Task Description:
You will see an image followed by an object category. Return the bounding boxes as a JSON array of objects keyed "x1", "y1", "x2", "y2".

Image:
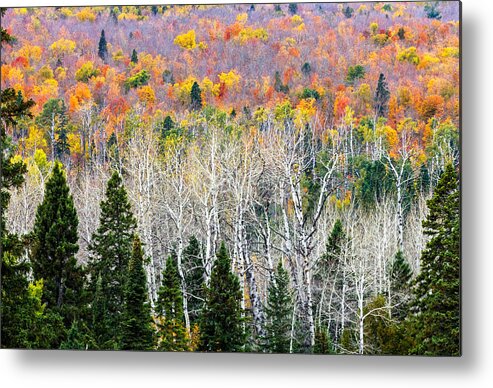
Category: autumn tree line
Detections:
[{"x1": 1, "y1": 5, "x2": 460, "y2": 355}]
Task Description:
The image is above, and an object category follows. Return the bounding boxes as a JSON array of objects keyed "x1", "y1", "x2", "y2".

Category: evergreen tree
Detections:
[
  {"x1": 301, "y1": 62, "x2": 312, "y2": 76},
  {"x1": 121, "y1": 236, "x2": 155, "y2": 350},
  {"x1": 183, "y1": 236, "x2": 205, "y2": 325},
  {"x1": 151, "y1": 5, "x2": 158, "y2": 16},
  {"x1": 98, "y1": 29, "x2": 108, "y2": 61},
  {"x1": 156, "y1": 253, "x2": 189, "y2": 351},
  {"x1": 130, "y1": 48, "x2": 138, "y2": 64},
  {"x1": 407, "y1": 163, "x2": 460, "y2": 356},
  {"x1": 200, "y1": 242, "x2": 244, "y2": 352},
  {"x1": 314, "y1": 325, "x2": 335, "y2": 354},
  {"x1": 374, "y1": 73, "x2": 390, "y2": 118},
  {"x1": 190, "y1": 81, "x2": 203, "y2": 111},
  {"x1": 288, "y1": 3, "x2": 298, "y2": 15},
  {"x1": 31, "y1": 162, "x2": 84, "y2": 326},
  {"x1": 263, "y1": 261, "x2": 293, "y2": 353},
  {"x1": 35, "y1": 98, "x2": 69, "y2": 162},
  {"x1": 88, "y1": 171, "x2": 137, "y2": 348}
]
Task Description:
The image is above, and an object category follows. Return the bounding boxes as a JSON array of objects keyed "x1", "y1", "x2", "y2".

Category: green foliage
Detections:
[
  {"x1": 60, "y1": 320, "x2": 94, "y2": 350},
  {"x1": 31, "y1": 162, "x2": 84, "y2": 326},
  {"x1": 130, "y1": 48, "x2": 138, "y2": 64},
  {"x1": 156, "y1": 253, "x2": 189, "y2": 351},
  {"x1": 301, "y1": 62, "x2": 312, "y2": 76},
  {"x1": 124, "y1": 70, "x2": 151, "y2": 92},
  {"x1": 121, "y1": 236, "x2": 155, "y2": 350},
  {"x1": 407, "y1": 163, "x2": 460, "y2": 356},
  {"x1": 356, "y1": 158, "x2": 394, "y2": 206},
  {"x1": 397, "y1": 27, "x2": 406, "y2": 40},
  {"x1": 190, "y1": 81, "x2": 203, "y2": 111},
  {"x1": 363, "y1": 294, "x2": 394, "y2": 354},
  {"x1": 343, "y1": 6, "x2": 354, "y2": 19},
  {"x1": 299, "y1": 88, "x2": 320, "y2": 100},
  {"x1": 88, "y1": 171, "x2": 137, "y2": 348},
  {"x1": 314, "y1": 325, "x2": 335, "y2": 354},
  {"x1": 98, "y1": 29, "x2": 108, "y2": 61},
  {"x1": 374, "y1": 73, "x2": 390, "y2": 118},
  {"x1": 75, "y1": 62, "x2": 100, "y2": 82},
  {"x1": 36, "y1": 98, "x2": 70, "y2": 161},
  {"x1": 346, "y1": 65, "x2": 366, "y2": 85},
  {"x1": 263, "y1": 262, "x2": 293, "y2": 353},
  {"x1": 274, "y1": 71, "x2": 289, "y2": 94},
  {"x1": 200, "y1": 242, "x2": 245, "y2": 352},
  {"x1": 424, "y1": 2, "x2": 442, "y2": 20},
  {"x1": 183, "y1": 236, "x2": 205, "y2": 326}
]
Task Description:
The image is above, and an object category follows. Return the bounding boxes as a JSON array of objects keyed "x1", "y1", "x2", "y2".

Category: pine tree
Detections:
[
  {"x1": 263, "y1": 261, "x2": 293, "y2": 353},
  {"x1": 407, "y1": 163, "x2": 460, "y2": 356},
  {"x1": 130, "y1": 48, "x2": 138, "y2": 64},
  {"x1": 121, "y1": 236, "x2": 155, "y2": 350},
  {"x1": 31, "y1": 162, "x2": 84, "y2": 325},
  {"x1": 389, "y1": 251, "x2": 413, "y2": 320},
  {"x1": 200, "y1": 242, "x2": 245, "y2": 352},
  {"x1": 190, "y1": 81, "x2": 203, "y2": 111},
  {"x1": 88, "y1": 171, "x2": 137, "y2": 348},
  {"x1": 156, "y1": 253, "x2": 189, "y2": 351},
  {"x1": 288, "y1": 3, "x2": 298, "y2": 15},
  {"x1": 183, "y1": 236, "x2": 204, "y2": 325},
  {"x1": 35, "y1": 98, "x2": 69, "y2": 162},
  {"x1": 314, "y1": 325, "x2": 335, "y2": 354},
  {"x1": 374, "y1": 73, "x2": 390, "y2": 118},
  {"x1": 98, "y1": 29, "x2": 108, "y2": 61}
]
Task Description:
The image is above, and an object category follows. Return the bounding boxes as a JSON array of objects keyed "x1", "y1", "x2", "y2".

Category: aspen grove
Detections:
[{"x1": 1, "y1": 2, "x2": 460, "y2": 355}]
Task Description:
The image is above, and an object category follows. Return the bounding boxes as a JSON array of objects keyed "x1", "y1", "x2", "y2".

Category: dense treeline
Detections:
[{"x1": 1, "y1": 3, "x2": 460, "y2": 355}]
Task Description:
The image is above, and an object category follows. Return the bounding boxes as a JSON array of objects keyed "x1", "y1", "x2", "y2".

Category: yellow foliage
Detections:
[
  {"x1": 68, "y1": 133, "x2": 82, "y2": 154},
  {"x1": 397, "y1": 46, "x2": 419, "y2": 65},
  {"x1": 55, "y1": 66, "x2": 67, "y2": 80},
  {"x1": 59, "y1": 8, "x2": 73, "y2": 18},
  {"x1": 76, "y1": 8, "x2": 96, "y2": 22},
  {"x1": 25, "y1": 125, "x2": 47, "y2": 152},
  {"x1": 112, "y1": 49, "x2": 125, "y2": 62},
  {"x1": 69, "y1": 83, "x2": 92, "y2": 111},
  {"x1": 238, "y1": 27, "x2": 268, "y2": 44},
  {"x1": 439, "y1": 46, "x2": 459, "y2": 59},
  {"x1": 218, "y1": 70, "x2": 241, "y2": 89},
  {"x1": 174, "y1": 30, "x2": 197, "y2": 50},
  {"x1": 198, "y1": 41, "x2": 208, "y2": 50},
  {"x1": 50, "y1": 38, "x2": 76, "y2": 57},
  {"x1": 417, "y1": 54, "x2": 439, "y2": 70},
  {"x1": 236, "y1": 13, "x2": 248, "y2": 24},
  {"x1": 137, "y1": 85, "x2": 156, "y2": 105},
  {"x1": 295, "y1": 98, "x2": 316, "y2": 127},
  {"x1": 174, "y1": 76, "x2": 199, "y2": 103},
  {"x1": 7, "y1": 67, "x2": 24, "y2": 85},
  {"x1": 33, "y1": 149, "x2": 51, "y2": 172},
  {"x1": 118, "y1": 13, "x2": 139, "y2": 21},
  {"x1": 291, "y1": 15, "x2": 304, "y2": 25},
  {"x1": 370, "y1": 22, "x2": 379, "y2": 35},
  {"x1": 17, "y1": 44, "x2": 43, "y2": 64},
  {"x1": 14, "y1": 8, "x2": 28, "y2": 15}
]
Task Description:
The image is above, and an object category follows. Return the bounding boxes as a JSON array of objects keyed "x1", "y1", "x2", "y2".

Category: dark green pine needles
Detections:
[
  {"x1": 200, "y1": 242, "x2": 245, "y2": 352},
  {"x1": 408, "y1": 163, "x2": 460, "y2": 356},
  {"x1": 87, "y1": 171, "x2": 137, "y2": 348},
  {"x1": 31, "y1": 162, "x2": 84, "y2": 322},
  {"x1": 121, "y1": 236, "x2": 155, "y2": 350},
  {"x1": 263, "y1": 261, "x2": 293, "y2": 353},
  {"x1": 156, "y1": 252, "x2": 189, "y2": 351}
]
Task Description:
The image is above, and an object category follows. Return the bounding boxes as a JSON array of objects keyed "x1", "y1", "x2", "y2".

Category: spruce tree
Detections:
[
  {"x1": 31, "y1": 162, "x2": 84, "y2": 325},
  {"x1": 314, "y1": 325, "x2": 335, "y2": 354},
  {"x1": 121, "y1": 236, "x2": 155, "y2": 350},
  {"x1": 88, "y1": 171, "x2": 137, "y2": 348},
  {"x1": 374, "y1": 73, "x2": 390, "y2": 118},
  {"x1": 407, "y1": 163, "x2": 460, "y2": 356},
  {"x1": 263, "y1": 261, "x2": 293, "y2": 353},
  {"x1": 190, "y1": 81, "x2": 203, "y2": 111},
  {"x1": 389, "y1": 251, "x2": 413, "y2": 320},
  {"x1": 183, "y1": 236, "x2": 204, "y2": 325},
  {"x1": 130, "y1": 48, "x2": 138, "y2": 64},
  {"x1": 200, "y1": 242, "x2": 244, "y2": 352},
  {"x1": 156, "y1": 253, "x2": 189, "y2": 351},
  {"x1": 98, "y1": 29, "x2": 108, "y2": 61}
]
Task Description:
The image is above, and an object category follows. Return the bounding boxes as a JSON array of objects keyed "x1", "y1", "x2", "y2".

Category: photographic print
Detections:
[{"x1": 0, "y1": 1, "x2": 460, "y2": 355}]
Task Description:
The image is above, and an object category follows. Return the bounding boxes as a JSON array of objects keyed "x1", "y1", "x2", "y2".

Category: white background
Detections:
[{"x1": 0, "y1": 0, "x2": 490, "y2": 387}]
